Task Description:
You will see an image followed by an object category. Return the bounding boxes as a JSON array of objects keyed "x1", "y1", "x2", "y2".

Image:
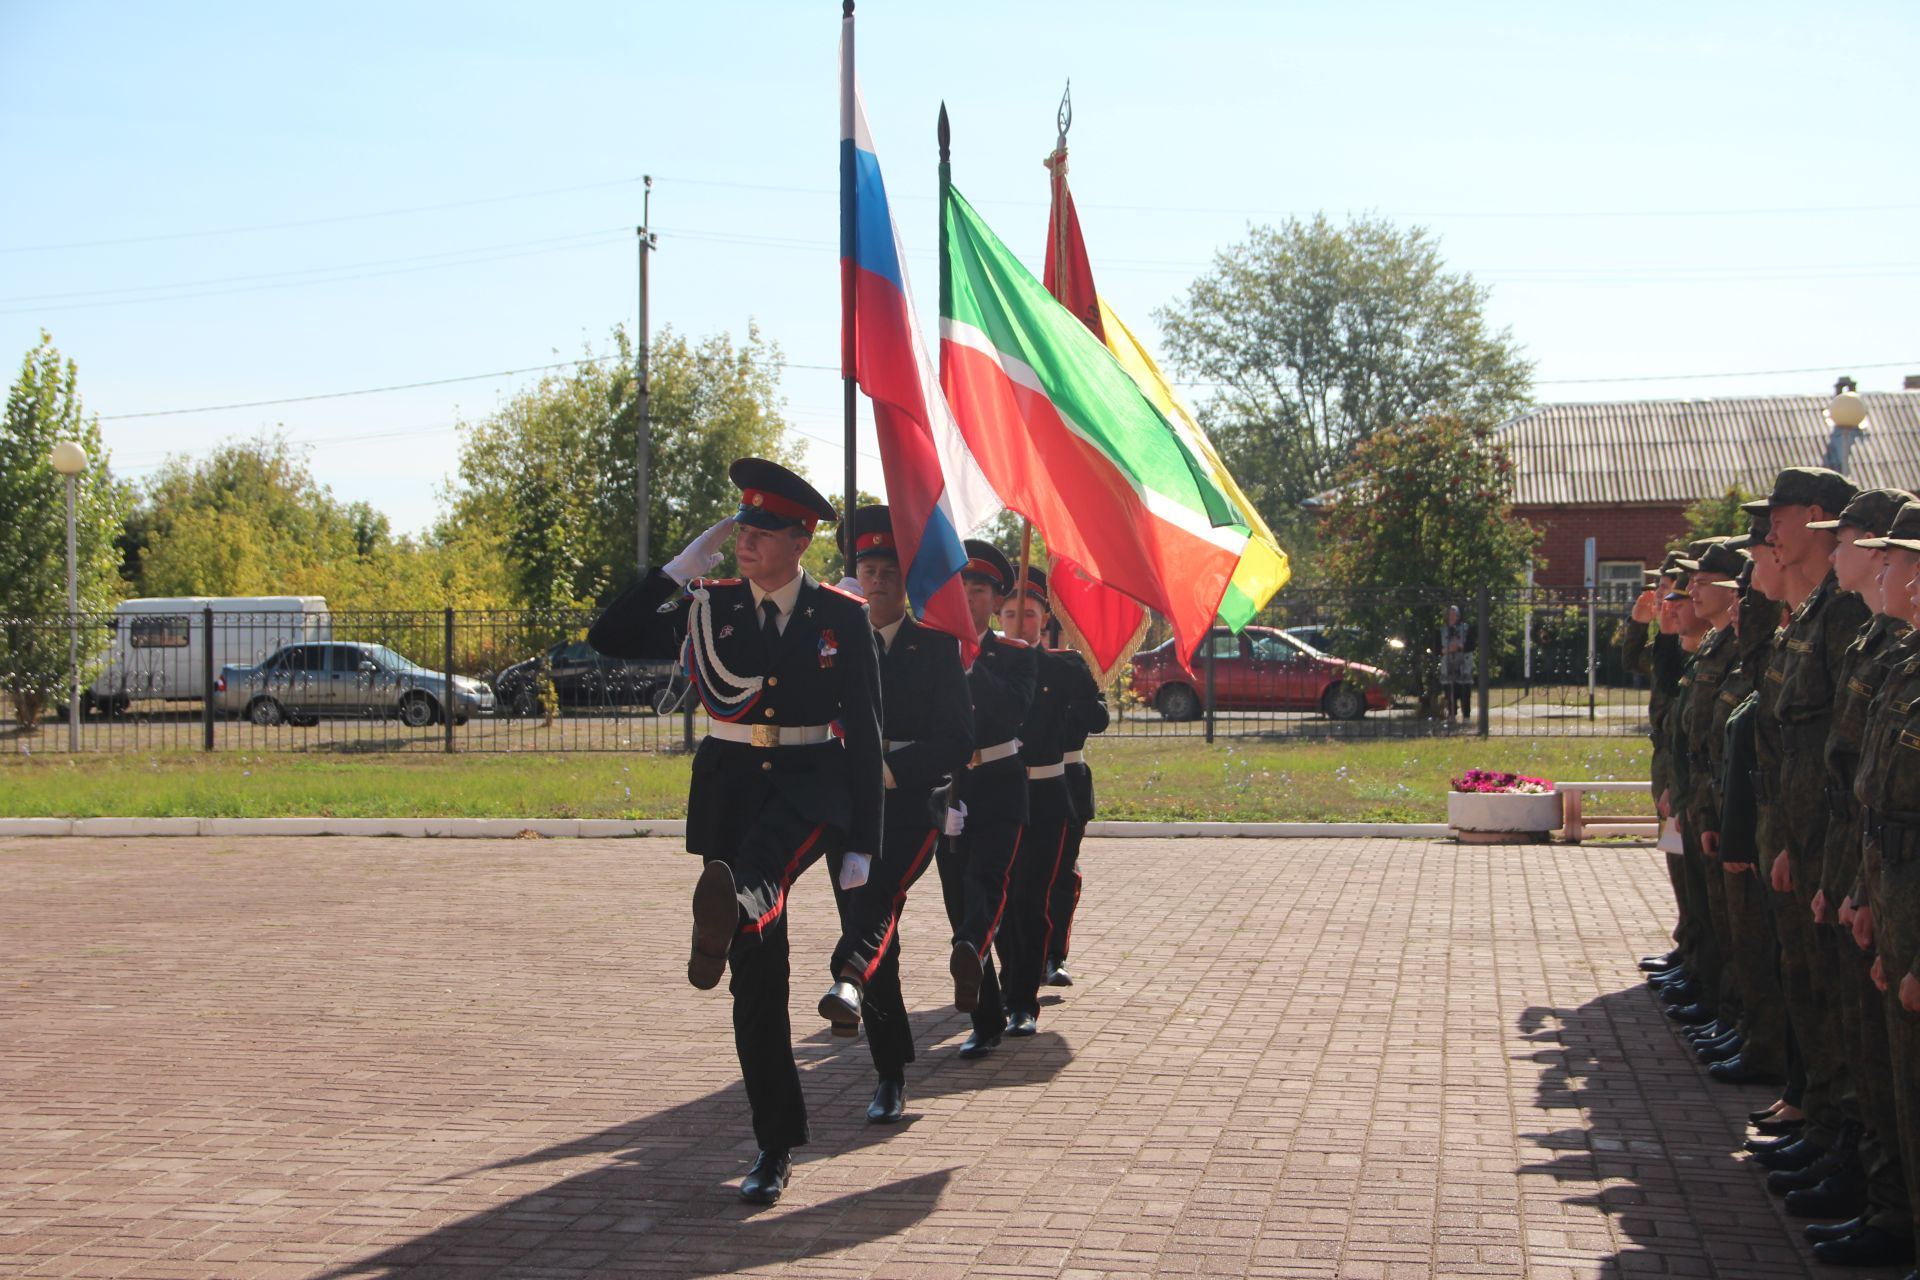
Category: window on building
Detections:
[{"x1": 1597, "y1": 560, "x2": 1645, "y2": 604}]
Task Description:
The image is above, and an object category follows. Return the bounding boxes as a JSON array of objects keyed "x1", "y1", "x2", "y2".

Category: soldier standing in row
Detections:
[
  {"x1": 1047, "y1": 621, "x2": 1108, "y2": 990},
  {"x1": 941, "y1": 540, "x2": 1036, "y2": 1059},
  {"x1": 824, "y1": 506, "x2": 975, "y2": 1123},
  {"x1": 587, "y1": 458, "x2": 885, "y2": 1206}
]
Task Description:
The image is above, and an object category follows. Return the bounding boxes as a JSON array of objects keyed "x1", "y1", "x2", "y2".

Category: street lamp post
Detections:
[
  {"x1": 49, "y1": 441, "x2": 87, "y2": 752},
  {"x1": 1824, "y1": 376, "x2": 1868, "y2": 473}
]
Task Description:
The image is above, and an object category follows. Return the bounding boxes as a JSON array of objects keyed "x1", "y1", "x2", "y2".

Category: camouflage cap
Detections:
[
  {"x1": 1856, "y1": 500, "x2": 1920, "y2": 552},
  {"x1": 1726, "y1": 509, "x2": 1771, "y2": 551},
  {"x1": 1740, "y1": 466, "x2": 1857, "y2": 516},
  {"x1": 1807, "y1": 486, "x2": 1918, "y2": 535},
  {"x1": 1683, "y1": 542, "x2": 1750, "y2": 589}
]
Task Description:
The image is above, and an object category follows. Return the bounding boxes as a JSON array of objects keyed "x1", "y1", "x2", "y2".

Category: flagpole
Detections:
[{"x1": 839, "y1": 0, "x2": 859, "y2": 551}]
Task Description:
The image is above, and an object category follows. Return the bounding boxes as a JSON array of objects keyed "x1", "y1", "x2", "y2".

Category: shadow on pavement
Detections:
[
  {"x1": 319, "y1": 1010, "x2": 1071, "y2": 1278},
  {"x1": 1517, "y1": 991, "x2": 1854, "y2": 1278}
]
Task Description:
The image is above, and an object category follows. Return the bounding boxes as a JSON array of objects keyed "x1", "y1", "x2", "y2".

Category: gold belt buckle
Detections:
[{"x1": 751, "y1": 724, "x2": 782, "y2": 748}]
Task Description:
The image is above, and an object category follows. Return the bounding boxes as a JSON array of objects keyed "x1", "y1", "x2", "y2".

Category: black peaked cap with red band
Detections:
[
  {"x1": 729, "y1": 457, "x2": 836, "y2": 532},
  {"x1": 1013, "y1": 566, "x2": 1049, "y2": 607},
  {"x1": 960, "y1": 538, "x2": 1014, "y2": 595},
  {"x1": 843, "y1": 505, "x2": 898, "y2": 563}
]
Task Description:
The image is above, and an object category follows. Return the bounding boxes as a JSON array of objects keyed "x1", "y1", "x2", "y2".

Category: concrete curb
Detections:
[{"x1": 0, "y1": 817, "x2": 1462, "y2": 840}]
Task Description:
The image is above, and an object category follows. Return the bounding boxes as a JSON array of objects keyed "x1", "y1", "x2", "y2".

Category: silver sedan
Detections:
[{"x1": 216, "y1": 641, "x2": 494, "y2": 727}]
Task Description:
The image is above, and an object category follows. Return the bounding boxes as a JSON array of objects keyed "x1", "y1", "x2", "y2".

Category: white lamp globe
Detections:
[
  {"x1": 1829, "y1": 389, "x2": 1868, "y2": 430},
  {"x1": 49, "y1": 441, "x2": 88, "y2": 475}
]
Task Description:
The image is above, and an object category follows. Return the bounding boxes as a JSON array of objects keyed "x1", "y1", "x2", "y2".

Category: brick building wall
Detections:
[{"x1": 1515, "y1": 502, "x2": 1692, "y2": 589}]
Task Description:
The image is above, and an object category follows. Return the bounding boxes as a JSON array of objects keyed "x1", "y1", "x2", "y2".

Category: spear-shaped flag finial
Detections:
[{"x1": 938, "y1": 101, "x2": 950, "y2": 165}]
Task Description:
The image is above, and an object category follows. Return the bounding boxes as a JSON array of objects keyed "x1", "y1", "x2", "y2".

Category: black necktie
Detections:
[{"x1": 761, "y1": 598, "x2": 781, "y2": 634}]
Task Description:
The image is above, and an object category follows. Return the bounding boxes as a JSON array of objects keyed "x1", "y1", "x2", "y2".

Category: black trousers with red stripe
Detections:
[
  {"x1": 1045, "y1": 821, "x2": 1086, "y2": 966},
  {"x1": 714, "y1": 794, "x2": 834, "y2": 1152},
  {"x1": 998, "y1": 818, "x2": 1070, "y2": 1018},
  {"x1": 830, "y1": 825, "x2": 941, "y2": 1079},
  {"x1": 936, "y1": 815, "x2": 1022, "y2": 1040}
]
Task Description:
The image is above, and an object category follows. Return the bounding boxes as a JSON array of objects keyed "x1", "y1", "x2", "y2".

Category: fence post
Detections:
[
  {"x1": 203, "y1": 606, "x2": 215, "y2": 752},
  {"x1": 1476, "y1": 585, "x2": 1491, "y2": 738},
  {"x1": 1203, "y1": 631, "x2": 1217, "y2": 745},
  {"x1": 444, "y1": 607, "x2": 456, "y2": 754}
]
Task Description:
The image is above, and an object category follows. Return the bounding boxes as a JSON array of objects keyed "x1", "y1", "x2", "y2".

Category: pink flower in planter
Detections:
[{"x1": 1450, "y1": 768, "x2": 1554, "y2": 795}]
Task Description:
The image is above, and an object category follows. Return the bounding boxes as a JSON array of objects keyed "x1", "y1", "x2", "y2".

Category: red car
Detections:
[{"x1": 1130, "y1": 625, "x2": 1392, "y2": 721}]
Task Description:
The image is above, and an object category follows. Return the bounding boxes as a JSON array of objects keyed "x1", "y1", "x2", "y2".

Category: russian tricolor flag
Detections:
[{"x1": 840, "y1": 10, "x2": 998, "y2": 662}]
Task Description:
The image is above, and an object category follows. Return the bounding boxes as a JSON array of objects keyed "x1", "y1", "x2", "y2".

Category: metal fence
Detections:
[{"x1": 0, "y1": 586, "x2": 1652, "y2": 754}]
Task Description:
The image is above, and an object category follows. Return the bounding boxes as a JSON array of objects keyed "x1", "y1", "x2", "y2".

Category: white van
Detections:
[{"x1": 87, "y1": 596, "x2": 331, "y2": 712}]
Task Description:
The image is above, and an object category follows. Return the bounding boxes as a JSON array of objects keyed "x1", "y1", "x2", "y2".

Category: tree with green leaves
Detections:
[
  {"x1": 1156, "y1": 214, "x2": 1534, "y2": 529},
  {"x1": 1682, "y1": 484, "x2": 1761, "y2": 544},
  {"x1": 0, "y1": 334, "x2": 135, "y2": 727},
  {"x1": 1315, "y1": 415, "x2": 1540, "y2": 714},
  {"x1": 446, "y1": 324, "x2": 796, "y2": 609}
]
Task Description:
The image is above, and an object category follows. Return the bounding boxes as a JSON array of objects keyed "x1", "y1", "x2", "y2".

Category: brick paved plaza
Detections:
[{"x1": 1, "y1": 835, "x2": 1900, "y2": 1279}]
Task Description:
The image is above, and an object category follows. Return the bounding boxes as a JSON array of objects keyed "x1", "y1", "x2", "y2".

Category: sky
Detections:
[{"x1": 3, "y1": 1, "x2": 1917, "y2": 537}]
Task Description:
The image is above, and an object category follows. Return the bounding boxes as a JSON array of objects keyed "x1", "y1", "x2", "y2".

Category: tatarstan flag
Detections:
[{"x1": 940, "y1": 177, "x2": 1246, "y2": 670}]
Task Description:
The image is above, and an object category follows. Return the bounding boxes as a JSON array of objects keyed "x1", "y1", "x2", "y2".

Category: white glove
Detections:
[
  {"x1": 943, "y1": 801, "x2": 967, "y2": 838},
  {"x1": 835, "y1": 575, "x2": 864, "y2": 596},
  {"x1": 664, "y1": 516, "x2": 737, "y2": 586},
  {"x1": 838, "y1": 852, "x2": 871, "y2": 890}
]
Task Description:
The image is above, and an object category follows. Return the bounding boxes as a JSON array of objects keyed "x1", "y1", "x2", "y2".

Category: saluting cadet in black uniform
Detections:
[
  {"x1": 994, "y1": 568, "x2": 1108, "y2": 1034},
  {"x1": 824, "y1": 506, "x2": 974, "y2": 1123},
  {"x1": 587, "y1": 459, "x2": 884, "y2": 1206},
  {"x1": 941, "y1": 540, "x2": 1037, "y2": 1058}
]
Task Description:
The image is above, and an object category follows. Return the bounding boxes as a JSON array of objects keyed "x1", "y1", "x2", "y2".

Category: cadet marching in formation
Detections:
[
  {"x1": 1631, "y1": 466, "x2": 1920, "y2": 1276},
  {"x1": 591, "y1": 460, "x2": 1108, "y2": 1205}
]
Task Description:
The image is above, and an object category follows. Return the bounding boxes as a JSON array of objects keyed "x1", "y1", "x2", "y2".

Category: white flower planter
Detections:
[{"x1": 1447, "y1": 790, "x2": 1563, "y2": 844}]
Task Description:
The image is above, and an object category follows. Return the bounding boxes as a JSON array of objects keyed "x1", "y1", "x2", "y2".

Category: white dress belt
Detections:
[
  {"x1": 968, "y1": 739, "x2": 1021, "y2": 768},
  {"x1": 1063, "y1": 750, "x2": 1086, "y2": 766},
  {"x1": 1027, "y1": 761, "x2": 1067, "y2": 780},
  {"x1": 707, "y1": 721, "x2": 836, "y2": 748}
]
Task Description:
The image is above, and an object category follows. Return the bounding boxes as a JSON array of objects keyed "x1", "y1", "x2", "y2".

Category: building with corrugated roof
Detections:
[{"x1": 1497, "y1": 390, "x2": 1920, "y2": 590}]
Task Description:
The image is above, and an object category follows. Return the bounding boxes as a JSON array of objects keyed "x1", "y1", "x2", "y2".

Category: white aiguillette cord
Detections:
[{"x1": 687, "y1": 585, "x2": 763, "y2": 710}]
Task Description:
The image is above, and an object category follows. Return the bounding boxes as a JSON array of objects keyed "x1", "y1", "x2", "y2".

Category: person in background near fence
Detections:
[
  {"x1": 1440, "y1": 605, "x2": 1474, "y2": 722},
  {"x1": 829, "y1": 505, "x2": 975, "y2": 1124},
  {"x1": 585, "y1": 458, "x2": 886, "y2": 1206},
  {"x1": 941, "y1": 540, "x2": 1036, "y2": 1059},
  {"x1": 1649, "y1": 548, "x2": 1719, "y2": 1009},
  {"x1": 994, "y1": 568, "x2": 1108, "y2": 1037}
]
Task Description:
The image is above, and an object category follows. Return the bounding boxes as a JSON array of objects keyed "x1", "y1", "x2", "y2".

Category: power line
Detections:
[
  {"x1": 0, "y1": 177, "x2": 646, "y2": 254},
  {"x1": 98, "y1": 357, "x2": 628, "y2": 420},
  {"x1": 1533, "y1": 360, "x2": 1920, "y2": 386}
]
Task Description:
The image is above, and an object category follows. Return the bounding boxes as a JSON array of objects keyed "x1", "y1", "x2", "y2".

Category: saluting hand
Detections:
[
  {"x1": 1631, "y1": 589, "x2": 1658, "y2": 625},
  {"x1": 664, "y1": 516, "x2": 738, "y2": 585}
]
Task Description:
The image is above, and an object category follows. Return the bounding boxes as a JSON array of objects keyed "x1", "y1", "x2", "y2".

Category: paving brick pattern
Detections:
[{"x1": 0, "y1": 836, "x2": 1898, "y2": 1279}]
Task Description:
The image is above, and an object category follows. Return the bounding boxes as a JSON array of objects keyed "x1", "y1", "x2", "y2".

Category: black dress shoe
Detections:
[
  {"x1": 1746, "y1": 1130, "x2": 1803, "y2": 1155},
  {"x1": 1695, "y1": 1038, "x2": 1745, "y2": 1066},
  {"x1": 867, "y1": 1076, "x2": 905, "y2": 1124},
  {"x1": 1686, "y1": 1020, "x2": 1735, "y2": 1043},
  {"x1": 1006, "y1": 1010, "x2": 1038, "y2": 1037},
  {"x1": 1752, "y1": 1136, "x2": 1828, "y2": 1172},
  {"x1": 688, "y1": 860, "x2": 737, "y2": 990},
  {"x1": 1766, "y1": 1148, "x2": 1851, "y2": 1194},
  {"x1": 738, "y1": 1148, "x2": 792, "y2": 1204},
  {"x1": 1639, "y1": 951, "x2": 1681, "y2": 971},
  {"x1": 1658, "y1": 980, "x2": 1701, "y2": 1005},
  {"x1": 1784, "y1": 1169, "x2": 1867, "y2": 1219},
  {"x1": 1708, "y1": 1056, "x2": 1782, "y2": 1086},
  {"x1": 817, "y1": 979, "x2": 862, "y2": 1037},
  {"x1": 1805, "y1": 1214, "x2": 1871, "y2": 1243},
  {"x1": 1749, "y1": 1104, "x2": 1794, "y2": 1124},
  {"x1": 1647, "y1": 964, "x2": 1688, "y2": 984},
  {"x1": 1812, "y1": 1225, "x2": 1916, "y2": 1267},
  {"x1": 1753, "y1": 1115, "x2": 1804, "y2": 1137},
  {"x1": 1045, "y1": 961, "x2": 1074, "y2": 987},
  {"x1": 957, "y1": 1028, "x2": 1000, "y2": 1059},
  {"x1": 950, "y1": 941, "x2": 983, "y2": 1013},
  {"x1": 1666, "y1": 1002, "x2": 1716, "y2": 1026}
]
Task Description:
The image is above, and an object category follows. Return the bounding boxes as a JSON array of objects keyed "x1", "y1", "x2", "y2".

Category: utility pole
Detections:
[{"x1": 636, "y1": 176, "x2": 657, "y2": 569}]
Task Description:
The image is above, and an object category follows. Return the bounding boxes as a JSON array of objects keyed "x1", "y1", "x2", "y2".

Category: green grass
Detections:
[{"x1": 0, "y1": 736, "x2": 1651, "y2": 823}]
